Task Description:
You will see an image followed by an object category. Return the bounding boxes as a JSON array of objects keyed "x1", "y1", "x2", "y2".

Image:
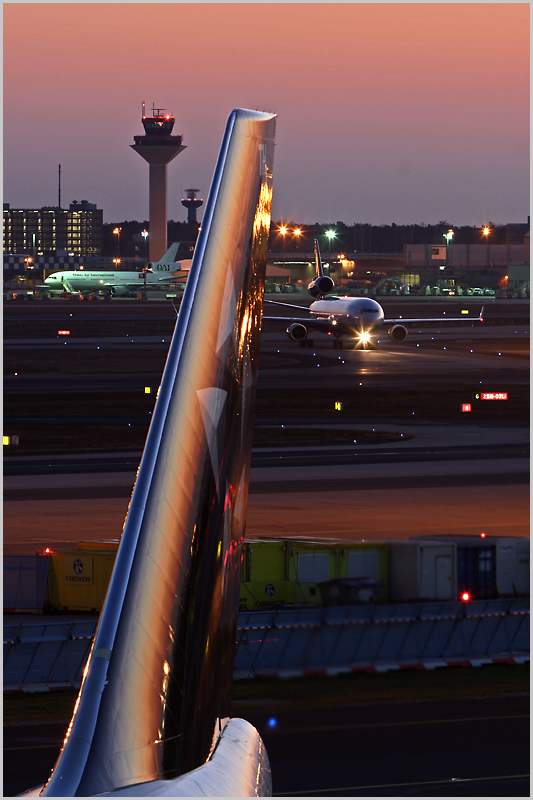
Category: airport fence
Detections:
[
  {"x1": 3, "y1": 598, "x2": 529, "y2": 690},
  {"x1": 3, "y1": 555, "x2": 49, "y2": 612}
]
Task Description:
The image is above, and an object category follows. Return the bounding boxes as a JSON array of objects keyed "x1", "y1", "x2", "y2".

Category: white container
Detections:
[
  {"x1": 495, "y1": 538, "x2": 530, "y2": 596},
  {"x1": 389, "y1": 541, "x2": 456, "y2": 602}
]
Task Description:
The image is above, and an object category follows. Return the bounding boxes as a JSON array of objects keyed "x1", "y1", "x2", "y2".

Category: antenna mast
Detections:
[{"x1": 58, "y1": 164, "x2": 61, "y2": 209}]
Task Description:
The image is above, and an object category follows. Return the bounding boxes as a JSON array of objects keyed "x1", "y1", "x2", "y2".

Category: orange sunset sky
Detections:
[{"x1": 3, "y1": 3, "x2": 529, "y2": 225}]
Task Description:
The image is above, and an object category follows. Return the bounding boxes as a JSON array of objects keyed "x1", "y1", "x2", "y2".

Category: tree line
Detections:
[{"x1": 102, "y1": 219, "x2": 519, "y2": 258}]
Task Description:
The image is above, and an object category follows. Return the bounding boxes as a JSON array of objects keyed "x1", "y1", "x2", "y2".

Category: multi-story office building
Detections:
[{"x1": 3, "y1": 201, "x2": 103, "y2": 257}]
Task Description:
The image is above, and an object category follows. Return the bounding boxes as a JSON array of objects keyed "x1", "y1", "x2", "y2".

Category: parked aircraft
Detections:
[
  {"x1": 44, "y1": 243, "x2": 191, "y2": 296},
  {"x1": 26, "y1": 109, "x2": 276, "y2": 797},
  {"x1": 267, "y1": 240, "x2": 484, "y2": 348}
]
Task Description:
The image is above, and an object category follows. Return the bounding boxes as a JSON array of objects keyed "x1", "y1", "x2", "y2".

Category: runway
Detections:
[
  {"x1": 3, "y1": 421, "x2": 529, "y2": 553},
  {"x1": 3, "y1": 299, "x2": 529, "y2": 554}
]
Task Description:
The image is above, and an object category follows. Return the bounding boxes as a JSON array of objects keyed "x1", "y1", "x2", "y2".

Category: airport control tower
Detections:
[
  {"x1": 131, "y1": 103, "x2": 186, "y2": 262},
  {"x1": 181, "y1": 188, "x2": 203, "y2": 228}
]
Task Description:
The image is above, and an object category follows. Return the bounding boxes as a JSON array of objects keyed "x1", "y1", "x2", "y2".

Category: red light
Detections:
[
  {"x1": 462, "y1": 404, "x2": 471, "y2": 413},
  {"x1": 480, "y1": 532, "x2": 486, "y2": 538},
  {"x1": 58, "y1": 330, "x2": 70, "y2": 336},
  {"x1": 43, "y1": 547, "x2": 53, "y2": 554},
  {"x1": 461, "y1": 591, "x2": 471, "y2": 602}
]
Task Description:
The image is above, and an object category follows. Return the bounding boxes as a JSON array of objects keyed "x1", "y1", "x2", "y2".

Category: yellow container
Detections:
[
  {"x1": 240, "y1": 538, "x2": 390, "y2": 609},
  {"x1": 45, "y1": 543, "x2": 118, "y2": 612}
]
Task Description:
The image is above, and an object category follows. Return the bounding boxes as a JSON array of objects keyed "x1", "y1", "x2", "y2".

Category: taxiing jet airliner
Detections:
[
  {"x1": 266, "y1": 240, "x2": 484, "y2": 349},
  {"x1": 44, "y1": 243, "x2": 192, "y2": 296},
  {"x1": 23, "y1": 108, "x2": 276, "y2": 797}
]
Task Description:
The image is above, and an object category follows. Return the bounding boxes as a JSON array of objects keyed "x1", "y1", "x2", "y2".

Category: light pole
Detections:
[
  {"x1": 293, "y1": 227, "x2": 301, "y2": 252},
  {"x1": 141, "y1": 229, "x2": 149, "y2": 262},
  {"x1": 325, "y1": 229, "x2": 336, "y2": 257},
  {"x1": 113, "y1": 227, "x2": 121, "y2": 258},
  {"x1": 279, "y1": 225, "x2": 288, "y2": 268},
  {"x1": 443, "y1": 228, "x2": 454, "y2": 268},
  {"x1": 483, "y1": 226, "x2": 491, "y2": 268},
  {"x1": 140, "y1": 266, "x2": 153, "y2": 301}
]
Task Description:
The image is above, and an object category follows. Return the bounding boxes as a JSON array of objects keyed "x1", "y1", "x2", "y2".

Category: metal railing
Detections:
[{"x1": 4, "y1": 599, "x2": 529, "y2": 690}]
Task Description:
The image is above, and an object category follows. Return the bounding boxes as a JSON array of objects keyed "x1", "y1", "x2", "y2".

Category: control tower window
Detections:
[{"x1": 142, "y1": 118, "x2": 175, "y2": 136}]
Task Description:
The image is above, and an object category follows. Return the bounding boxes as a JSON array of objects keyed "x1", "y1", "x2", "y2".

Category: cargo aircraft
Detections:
[
  {"x1": 43, "y1": 243, "x2": 192, "y2": 296},
  {"x1": 266, "y1": 240, "x2": 484, "y2": 349},
  {"x1": 24, "y1": 108, "x2": 276, "y2": 797}
]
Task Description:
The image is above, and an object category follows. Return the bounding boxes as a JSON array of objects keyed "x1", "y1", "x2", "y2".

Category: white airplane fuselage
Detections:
[
  {"x1": 44, "y1": 262, "x2": 191, "y2": 296},
  {"x1": 309, "y1": 296, "x2": 385, "y2": 330},
  {"x1": 45, "y1": 268, "x2": 185, "y2": 292}
]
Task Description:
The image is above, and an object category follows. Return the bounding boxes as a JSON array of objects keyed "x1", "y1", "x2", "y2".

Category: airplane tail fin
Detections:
[
  {"x1": 41, "y1": 109, "x2": 276, "y2": 797},
  {"x1": 152, "y1": 242, "x2": 180, "y2": 266},
  {"x1": 308, "y1": 238, "x2": 335, "y2": 298},
  {"x1": 314, "y1": 238, "x2": 324, "y2": 278}
]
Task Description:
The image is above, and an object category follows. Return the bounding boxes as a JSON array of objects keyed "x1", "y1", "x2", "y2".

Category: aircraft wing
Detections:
[
  {"x1": 81, "y1": 273, "x2": 190, "y2": 295},
  {"x1": 265, "y1": 312, "x2": 360, "y2": 335},
  {"x1": 383, "y1": 306, "x2": 485, "y2": 326},
  {"x1": 37, "y1": 108, "x2": 276, "y2": 797}
]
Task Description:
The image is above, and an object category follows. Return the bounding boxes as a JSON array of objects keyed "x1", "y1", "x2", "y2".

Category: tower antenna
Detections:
[{"x1": 58, "y1": 164, "x2": 61, "y2": 209}]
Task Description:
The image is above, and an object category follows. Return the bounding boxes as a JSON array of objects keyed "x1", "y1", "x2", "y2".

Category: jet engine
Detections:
[
  {"x1": 388, "y1": 324, "x2": 408, "y2": 342},
  {"x1": 110, "y1": 285, "x2": 130, "y2": 296},
  {"x1": 286, "y1": 322, "x2": 308, "y2": 342},
  {"x1": 307, "y1": 275, "x2": 334, "y2": 299}
]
